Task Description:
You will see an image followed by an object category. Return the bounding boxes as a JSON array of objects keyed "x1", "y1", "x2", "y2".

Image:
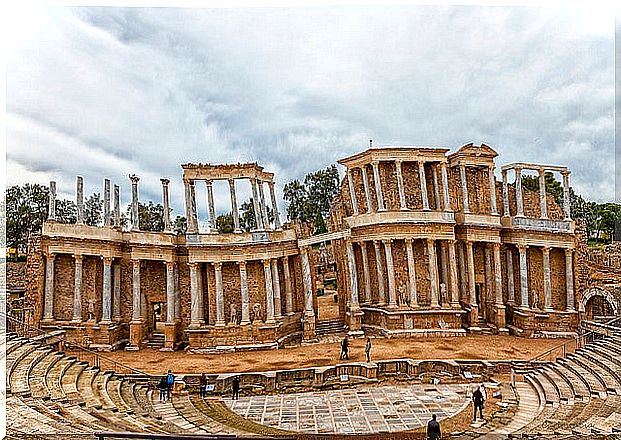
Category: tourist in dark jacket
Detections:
[
  {"x1": 232, "y1": 376, "x2": 240, "y2": 400},
  {"x1": 472, "y1": 386, "x2": 484, "y2": 421},
  {"x1": 340, "y1": 336, "x2": 349, "y2": 360},
  {"x1": 199, "y1": 373, "x2": 208, "y2": 398},
  {"x1": 158, "y1": 376, "x2": 168, "y2": 402},
  {"x1": 427, "y1": 414, "x2": 441, "y2": 440}
]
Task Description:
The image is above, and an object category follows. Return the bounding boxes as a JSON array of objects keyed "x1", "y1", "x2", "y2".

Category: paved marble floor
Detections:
[{"x1": 225, "y1": 384, "x2": 472, "y2": 434}]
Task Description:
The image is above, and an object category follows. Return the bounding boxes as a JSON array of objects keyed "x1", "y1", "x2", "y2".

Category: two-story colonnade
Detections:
[{"x1": 26, "y1": 143, "x2": 581, "y2": 351}]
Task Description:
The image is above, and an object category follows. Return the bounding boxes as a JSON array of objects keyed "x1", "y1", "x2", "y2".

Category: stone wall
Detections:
[
  {"x1": 7, "y1": 262, "x2": 26, "y2": 292},
  {"x1": 24, "y1": 234, "x2": 44, "y2": 327}
]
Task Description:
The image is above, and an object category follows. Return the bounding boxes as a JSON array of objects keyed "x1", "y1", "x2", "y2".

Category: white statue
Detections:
[
  {"x1": 252, "y1": 303, "x2": 262, "y2": 323},
  {"x1": 440, "y1": 283, "x2": 447, "y2": 305},
  {"x1": 229, "y1": 303, "x2": 237, "y2": 325}
]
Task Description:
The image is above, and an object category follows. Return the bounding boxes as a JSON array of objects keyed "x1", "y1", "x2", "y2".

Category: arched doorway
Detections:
[{"x1": 579, "y1": 287, "x2": 620, "y2": 321}]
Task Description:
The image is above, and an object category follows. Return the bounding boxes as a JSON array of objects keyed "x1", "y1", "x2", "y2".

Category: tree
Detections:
[
  {"x1": 173, "y1": 216, "x2": 187, "y2": 235},
  {"x1": 239, "y1": 198, "x2": 274, "y2": 232},
  {"x1": 130, "y1": 201, "x2": 164, "y2": 232},
  {"x1": 55, "y1": 199, "x2": 77, "y2": 224},
  {"x1": 84, "y1": 193, "x2": 103, "y2": 226},
  {"x1": 521, "y1": 172, "x2": 563, "y2": 204},
  {"x1": 6, "y1": 184, "x2": 49, "y2": 258},
  {"x1": 216, "y1": 212, "x2": 234, "y2": 233}
]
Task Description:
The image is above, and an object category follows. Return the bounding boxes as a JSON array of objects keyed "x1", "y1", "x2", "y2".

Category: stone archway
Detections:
[{"x1": 579, "y1": 286, "x2": 620, "y2": 317}]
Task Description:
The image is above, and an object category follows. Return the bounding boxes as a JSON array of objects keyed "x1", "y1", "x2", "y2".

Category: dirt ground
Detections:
[{"x1": 104, "y1": 335, "x2": 566, "y2": 375}]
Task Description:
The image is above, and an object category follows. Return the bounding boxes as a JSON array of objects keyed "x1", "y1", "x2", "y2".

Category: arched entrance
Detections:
[{"x1": 579, "y1": 287, "x2": 620, "y2": 320}]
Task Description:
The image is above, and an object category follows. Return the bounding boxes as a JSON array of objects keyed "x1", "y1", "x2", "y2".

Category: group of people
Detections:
[
  {"x1": 426, "y1": 385, "x2": 486, "y2": 439},
  {"x1": 157, "y1": 370, "x2": 175, "y2": 402},
  {"x1": 339, "y1": 336, "x2": 373, "y2": 363}
]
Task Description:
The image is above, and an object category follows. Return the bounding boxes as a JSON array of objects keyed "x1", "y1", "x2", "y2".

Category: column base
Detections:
[
  {"x1": 302, "y1": 312, "x2": 316, "y2": 341},
  {"x1": 164, "y1": 322, "x2": 177, "y2": 350},
  {"x1": 71, "y1": 317, "x2": 83, "y2": 324},
  {"x1": 129, "y1": 321, "x2": 144, "y2": 348},
  {"x1": 265, "y1": 319, "x2": 276, "y2": 325},
  {"x1": 240, "y1": 320, "x2": 251, "y2": 326},
  {"x1": 99, "y1": 320, "x2": 113, "y2": 326},
  {"x1": 233, "y1": 228, "x2": 242, "y2": 234},
  {"x1": 215, "y1": 321, "x2": 226, "y2": 327}
]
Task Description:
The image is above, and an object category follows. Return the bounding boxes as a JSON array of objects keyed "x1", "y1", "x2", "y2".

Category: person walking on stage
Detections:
[
  {"x1": 472, "y1": 386, "x2": 485, "y2": 421},
  {"x1": 340, "y1": 336, "x2": 349, "y2": 360},
  {"x1": 427, "y1": 414, "x2": 441, "y2": 440},
  {"x1": 199, "y1": 373, "x2": 208, "y2": 398},
  {"x1": 232, "y1": 375, "x2": 240, "y2": 400},
  {"x1": 364, "y1": 337, "x2": 372, "y2": 363}
]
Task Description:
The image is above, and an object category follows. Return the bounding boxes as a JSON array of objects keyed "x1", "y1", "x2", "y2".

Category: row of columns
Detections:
[
  {"x1": 184, "y1": 177, "x2": 281, "y2": 234},
  {"x1": 457, "y1": 164, "x2": 498, "y2": 215}
]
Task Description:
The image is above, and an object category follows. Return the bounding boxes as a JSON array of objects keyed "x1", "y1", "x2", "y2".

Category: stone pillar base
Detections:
[
  {"x1": 495, "y1": 304, "x2": 506, "y2": 329},
  {"x1": 469, "y1": 305, "x2": 479, "y2": 326},
  {"x1": 346, "y1": 305, "x2": 364, "y2": 333},
  {"x1": 302, "y1": 312, "x2": 317, "y2": 342},
  {"x1": 129, "y1": 321, "x2": 144, "y2": 348},
  {"x1": 163, "y1": 321, "x2": 177, "y2": 350}
]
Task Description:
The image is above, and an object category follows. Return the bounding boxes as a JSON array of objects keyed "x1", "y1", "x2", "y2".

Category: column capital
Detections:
[
  {"x1": 394, "y1": 159, "x2": 402, "y2": 165},
  {"x1": 373, "y1": 239, "x2": 381, "y2": 247},
  {"x1": 502, "y1": 169, "x2": 507, "y2": 178},
  {"x1": 564, "y1": 247, "x2": 574, "y2": 255},
  {"x1": 542, "y1": 245, "x2": 551, "y2": 253},
  {"x1": 129, "y1": 173, "x2": 140, "y2": 183},
  {"x1": 516, "y1": 243, "x2": 528, "y2": 252},
  {"x1": 404, "y1": 237, "x2": 414, "y2": 245},
  {"x1": 538, "y1": 168, "x2": 546, "y2": 176},
  {"x1": 237, "y1": 260, "x2": 247, "y2": 269},
  {"x1": 492, "y1": 242, "x2": 501, "y2": 251},
  {"x1": 514, "y1": 166, "x2": 523, "y2": 174},
  {"x1": 102, "y1": 256, "x2": 114, "y2": 265},
  {"x1": 561, "y1": 170, "x2": 571, "y2": 177},
  {"x1": 45, "y1": 251, "x2": 56, "y2": 259},
  {"x1": 73, "y1": 253, "x2": 83, "y2": 261},
  {"x1": 262, "y1": 258, "x2": 271, "y2": 267},
  {"x1": 371, "y1": 160, "x2": 380, "y2": 167},
  {"x1": 160, "y1": 178, "x2": 170, "y2": 185},
  {"x1": 228, "y1": 177, "x2": 235, "y2": 185},
  {"x1": 382, "y1": 238, "x2": 393, "y2": 245},
  {"x1": 267, "y1": 180, "x2": 275, "y2": 188},
  {"x1": 214, "y1": 262, "x2": 223, "y2": 270},
  {"x1": 165, "y1": 260, "x2": 176, "y2": 270},
  {"x1": 188, "y1": 261, "x2": 199, "y2": 270},
  {"x1": 446, "y1": 238, "x2": 456, "y2": 245},
  {"x1": 205, "y1": 179, "x2": 213, "y2": 187},
  {"x1": 131, "y1": 258, "x2": 141, "y2": 266}
]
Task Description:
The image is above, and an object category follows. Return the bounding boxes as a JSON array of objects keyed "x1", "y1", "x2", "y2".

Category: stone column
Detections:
[
  {"x1": 271, "y1": 259, "x2": 283, "y2": 319},
  {"x1": 347, "y1": 169, "x2": 359, "y2": 215},
  {"x1": 506, "y1": 248, "x2": 515, "y2": 304},
  {"x1": 189, "y1": 262, "x2": 201, "y2": 327},
  {"x1": 418, "y1": 161, "x2": 430, "y2": 211},
  {"x1": 189, "y1": 180, "x2": 198, "y2": 232},
  {"x1": 517, "y1": 245, "x2": 529, "y2": 308},
  {"x1": 104, "y1": 178, "x2": 111, "y2": 227},
  {"x1": 48, "y1": 181, "x2": 56, "y2": 221},
  {"x1": 562, "y1": 171, "x2": 571, "y2": 220},
  {"x1": 373, "y1": 240, "x2": 386, "y2": 305},
  {"x1": 484, "y1": 245, "x2": 493, "y2": 305},
  {"x1": 174, "y1": 264, "x2": 181, "y2": 320},
  {"x1": 492, "y1": 243, "x2": 503, "y2": 305},
  {"x1": 113, "y1": 263, "x2": 121, "y2": 321},
  {"x1": 359, "y1": 242, "x2": 372, "y2": 304},
  {"x1": 196, "y1": 263, "x2": 204, "y2": 324},
  {"x1": 439, "y1": 241, "x2": 449, "y2": 306},
  {"x1": 427, "y1": 239, "x2": 440, "y2": 308},
  {"x1": 164, "y1": 261, "x2": 175, "y2": 323},
  {"x1": 542, "y1": 247, "x2": 552, "y2": 311},
  {"x1": 250, "y1": 178, "x2": 264, "y2": 230},
  {"x1": 538, "y1": 169, "x2": 548, "y2": 219},
  {"x1": 458, "y1": 243, "x2": 467, "y2": 303},
  {"x1": 282, "y1": 257, "x2": 294, "y2": 315},
  {"x1": 361, "y1": 166, "x2": 373, "y2": 213},
  {"x1": 258, "y1": 180, "x2": 271, "y2": 230},
  {"x1": 502, "y1": 170, "x2": 510, "y2": 216},
  {"x1": 565, "y1": 249, "x2": 575, "y2": 311},
  {"x1": 206, "y1": 180, "x2": 217, "y2": 232},
  {"x1": 447, "y1": 240, "x2": 460, "y2": 307},
  {"x1": 72, "y1": 254, "x2": 83, "y2": 322},
  {"x1": 466, "y1": 242, "x2": 477, "y2": 307},
  {"x1": 515, "y1": 168, "x2": 524, "y2": 217},
  {"x1": 301, "y1": 248, "x2": 316, "y2": 340},
  {"x1": 131, "y1": 259, "x2": 141, "y2": 322},
  {"x1": 268, "y1": 181, "x2": 282, "y2": 229},
  {"x1": 229, "y1": 179, "x2": 242, "y2": 233},
  {"x1": 43, "y1": 253, "x2": 55, "y2": 320},
  {"x1": 101, "y1": 257, "x2": 113, "y2": 323},
  {"x1": 395, "y1": 160, "x2": 407, "y2": 210},
  {"x1": 130, "y1": 174, "x2": 140, "y2": 231},
  {"x1": 214, "y1": 262, "x2": 225, "y2": 326},
  {"x1": 441, "y1": 163, "x2": 451, "y2": 211},
  {"x1": 76, "y1": 176, "x2": 84, "y2": 224},
  {"x1": 432, "y1": 164, "x2": 441, "y2": 211},
  {"x1": 113, "y1": 184, "x2": 121, "y2": 228},
  {"x1": 383, "y1": 240, "x2": 397, "y2": 308},
  {"x1": 405, "y1": 238, "x2": 418, "y2": 307},
  {"x1": 161, "y1": 178, "x2": 172, "y2": 232},
  {"x1": 459, "y1": 164, "x2": 470, "y2": 213},
  {"x1": 263, "y1": 259, "x2": 275, "y2": 324},
  {"x1": 239, "y1": 261, "x2": 250, "y2": 324},
  {"x1": 489, "y1": 166, "x2": 498, "y2": 215},
  {"x1": 346, "y1": 241, "x2": 360, "y2": 307},
  {"x1": 371, "y1": 161, "x2": 386, "y2": 211}
]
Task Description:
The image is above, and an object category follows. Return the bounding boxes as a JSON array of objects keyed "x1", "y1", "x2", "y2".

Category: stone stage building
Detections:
[{"x1": 25, "y1": 143, "x2": 585, "y2": 351}]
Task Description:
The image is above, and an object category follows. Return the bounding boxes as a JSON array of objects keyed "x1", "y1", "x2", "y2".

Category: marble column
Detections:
[
  {"x1": 205, "y1": 180, "x2": 217, "y2": 232},
  {"x1": 489, "y1": 166, "x2": 498, "y2": 215},
  {"x1": 72, "y1": 254, "x2": 83, "y2": 322},
  {"x1": 458, "y1": 243, "x2": 467, "y2": 303},
  {"x1": 214, "y1": 262, "x2": 225, "y2": 326},
  {"x1": 271, "y1": 259, "x2": 283, "y2": 319},
  {"x1": 517, "y1": 245, "x2": 529, "y2": 307},
  {"x1": 189, "y1": 262, "x2": 201, "y2": 327},
  {"x1": 538, "y1": 169, "x2": 548, "y2": 219},
  {"x1": 427, "y1": 239, "x2": 440, "y2": 308},
  {"x1": 515, "y1": 168, "x2": 524, "y2": 217},
  {"x1": 506, "y1": 248, "x2": 516, "y2": 304},
  {"x1": 384, "y1": 240, "x2": 397, "y2": 308},
  {"x1": 258, "y1": 180, "x2": 271, "y2": 230},
  {"x1": 359, "y1": 242, "x2": 372, "y2": 304},
  {"x1": 373, "y1": 240, "x2": 386, "y2": 305},
  {"x1": 441, "y1": 163, "x2": 451, "y2": 211},
  {"x1": 542, "y1": 247, "x2": 553, "y2": 311},
  {"x1": 484, "y1": 245, "x2": 493, "y2": 304},
  {"x1": 346, "y1": 241, "x2": 360, "y2": 307},
  {"x1": 113, "y1": 263, "x2": 121, "y2": 321},
  {"x1": 268, "y1": 181, "x2": 282, "y2": 229},
  {"x1": 447, "y1": 240, "x2": 460, "y2": 307},
  {"x1": 459, "y1": 164, "x2": 470, "y2": 213},
  {"x1": 189, "y1": 180, "x2": 198, "y2": 232},
  {"x1": 101, "y1": 257, "x2": 113, "y2": 323},
  {"x1": 432, "y1": 164, "x2": 441, "y2": 211},
  {"x1": 76, "y1": 176, "x2": 84, "y2": 225},
  {"x1": 263, "y1": 259, "x2": 275, "y2": 324},
  {"x1": 361, "y1": 166, "x2": 373, "y2": 213},
  {"x1": 130, "y1": 174, "x2": 140, "y2": 231},
  {"x1": 104, "y1": 178, "x2": 111, "y2": 227},
  {"x1": 371, "y1": 161, "x2": 386, "y2": 211},
  {"x1": 48, "y1": 181, "x2": 56, "y2": 221},
  {"x1": 565, "y1": 249, "x2": 575, "y2": 311},
  {"x1": 282, "y1": 257, "x2": 294, "y2": 315},
  {"x1": 250, "y1": 178, "x2": 264, "y2": 230},
  {"x1": 466, "y1": 241, "x2": 477, "y2": 306},
  {"x1": 131, "y1": 259, "x2": 141, "y2": 322},
  {"x1": 493, "y1": 243, "x2": 503, "y2": 305},
  {"x1": 174, "y1": 264, "x2": 181, "y2": 320},
  {"x1": 502, "y1": 170, "x2": 510, "y2": 216},
  {"x1": 196, "y1": 263, "x2": 204, "y2": 324},
  {"x1": 161, "y1": 179, "x2": 172, "y2": 232},
  {"x1": 301, "y1": 248, "x2": 315, "y2": 316},
  {"x1": 347, "y1": 169, "x2": 359, "y2": 215},
  {"x1": 405, "y1": 238, "x2": 418, "y2": 307},
  {"x1": 239, "y1": 261, "x2": 250, "y2": 324},
  {"x1": 166, "y1": 261, "x2": 175, "y2": 323},
  {"x1": 228, "y1": 179, "x2": 241, "y2": 233},
  {"x1": 418, "y1": 162, "x2": 430, "y2": 211},
  {"x1": 439, "y1": 241, "x2": 449, "y2": 306},
  {"x1": 113, "y1": 184, "x2": 121, "y2": 228},
  {"x1": 395, "y1": 160, "x2": 407, "y2": 210},
  {"x1": 562, "y1": 171, "x2": 571, "y2": 220}
]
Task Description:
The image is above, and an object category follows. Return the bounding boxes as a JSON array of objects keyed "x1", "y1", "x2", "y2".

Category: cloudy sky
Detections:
[{"x1": 5, "y1": 4, "x2": 616, "y2": 223}]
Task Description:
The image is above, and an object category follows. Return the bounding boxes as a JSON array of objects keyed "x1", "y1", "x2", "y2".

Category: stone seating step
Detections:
[
  {"x1": 579, "y1": 350, "x2": 621, "y2": 392},
  {"x1": 107, "y1": 376, "x2": 133, "y2": 413},
  {"x1": 186, "y1": 394, "x2": 251, "y2": 435},
  {"x1": 550, "y1": 363, "x2": 590, "y2": 401},
  {"x1": 134, "y1": 386, "x2": 183, "y2": 433},
  {"x1": 518, "y1": 373, "x2": 562, "y2": 433},
  {"x1": 530, "y1": 371, "x2": 561, "y2": 406},
  {"x1": 29, "y1": 351, "x2": 64, "y2": 399},
  {"x1": 559, "y1": 358, "x2": 607, "y2": 398},
  {"x1": 76, "y1": 366, "x2": 103, "y2": 409},
  {"x1": 579, "y1": 395, "x2": 621, "y2": 433},
  {"x1": 541, "y1": 365, "x2": 575, "y2": 404},
  {"x1": 6, "y1": 396, "x2": 76, "y2": 435},
  {"x1": 93, "y1": 371, "x2": 117, "y2": 411},
  {"x1": 7, "y1": 342, "x2": 38, "y2": 388},
  {"x1": 6, "y1": 337, "x2": 28, "y2": 356},
  {"x1": 45, "y1": 356, "x2": 76, "y2": 401},
  {"x1": 61, "y1": 361, "x2": 88, "y2": 405},
  {"x1": 117, "y1": 380, "x2": 173, "y2": 434},
  {"x1": 571, "y1": 353, "x2": 620, "y2": 394},
  {"x1": 173, "y1": 394, "x2": 249, "y2": 435},
  {"x1": 11, "y1": 347, "x2": 51, "y2": 395},
  {"x1": 22, "y1": 396, "x2": 91, "y2": 433},
  {"x1": 591, "y1": 342, "x2": 621, "y2": 367},
  {"x1": 149, "y1": 391, "x2": 209, "y2": 433}
]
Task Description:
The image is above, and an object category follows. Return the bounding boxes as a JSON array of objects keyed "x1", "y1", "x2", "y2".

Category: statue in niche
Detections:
[
  {"x1": 398, "y1": 285, "x2": 408, "y2": 307},
  {"x1": 439, "y1": 283, "x2": 447, "y2": 305},
  {"x1": 438, "y1": 318, "x2": 448, "y2": 329},
  {"x1": 87, "y1": 298, "x2": 96, "y2": 322},
  {"x1": 319, "y1": 243, "x2": 329, "y2": 266},
  {"x1": 252, "y1": 303, "x2": 262, "y2": 323},
  {"x1": 229, "y1": 303, "x2": 237, "y2": 325},
  {"x1": 531, "y1": 290, "x2": 539, "y2": 310}
]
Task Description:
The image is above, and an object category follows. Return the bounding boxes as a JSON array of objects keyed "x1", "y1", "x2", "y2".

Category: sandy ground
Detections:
[{"x1": 103, "y1": 335, "x2": 565, "y2": 375}]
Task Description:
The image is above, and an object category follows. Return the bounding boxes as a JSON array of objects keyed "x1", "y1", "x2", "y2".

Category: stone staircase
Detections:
[
  {"x1": 315, "y1": 319, "x2": 347, "y2": 337},
  {"x1": 146, "y1": 332, "x2": 165, "y2": 349}
]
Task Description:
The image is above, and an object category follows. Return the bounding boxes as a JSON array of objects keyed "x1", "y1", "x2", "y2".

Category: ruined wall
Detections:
[{"x1": 24, "y1": 234, "x2": 44, "y2": 326}]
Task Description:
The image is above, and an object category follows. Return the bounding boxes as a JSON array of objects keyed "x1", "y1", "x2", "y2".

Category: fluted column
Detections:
[
  {"x1": 258, "y1": 180, "x2": 271, "y2": 230},
  {"x1": 506, "y1": 248, "x2": 515, "y2": 304},
  {"x1": 301, "y1": 248, "x2": 315, "y2": 317},
  {"x1": 101, "y1": 257, "x2": 113, "y2": 324},
  {"x1": 131, "y1": 259, "x2": 141, "y2": 322},
  {"x1": 250, "y1": 178, "x2": 264, "y2": 230},
  {"x1": 441, "y1": 163, "x2": 451, "y2": 211},
  {"x1": 459, "y1": 164, "x2": 470, "y2": 213},
  {"x1": 48, "y1": 181, "x2": 56, "y2": 221},
  {"x1": 165, "y1": 261, "x2": 175, "y2": 323},
  {"x1": 271, "y1": 259, "x2": 283, "y2": 319},
  {"x1": 562, "y1": 171, "x2": 571, "y2": 220},
  {"x1": 268, "y1": 181, "x2": 282, "y2": 230},
  {"x1": 383, "y1": 240, "x2": 397, "y2": 308},
  {"x1": 373, "y1": 240, "x2": 386, "y2": 305},
  {"x1": 76, "y1": 176, "x2": 84, "y2": 224},
  {"x1": 502, "y1": 169, "x2": 510, "y2": 216},
  {"x1": 439, "y1": 241, "x2": 449, "y2": 306},
  {"x1": 405, "y1": 238, "x2": 418, "y2": 307},
  {"x1": 427, "y1": 239, "x2": 440, "y2": 308},
  {"x1": 174, "y1": 264, "x2": 181, "y2": 320},
  {"x1": 263, "y1": 259, "x2": 275, "y2": 324},
  {"x1": 359, "y1": 242, "x2": 372, "y2": 304},
  {"x1": 458, "y1": 243, "x2": 467, "y2": 303},
  {"x1": 361, "y1": 166, "x2": 373, "y2": 213},
  {"x1": 542, "y1": 247, "x2": 552, "y2": 310},
  {"x1": 72, "y1": 254, "x2": 83, "y2": 322},
  {"x1": 113, "y1": 263, "x2": 121, "y2": 321},
  {"x1": 130, "y1": 174, "x2": 140, "y2": 231},
  {"x1": 517, "y1": 245, "x2": 529, "y2": 308},
  {"x1": 515, "y1": 168, "x2": 524, "y2": 217},
  {"x1": 565, "y1": 249, "x2": 575, "y2": 311},
  {"x1": 206, "y1": 180, "x2": 217, "y2": 232},
  {"x1": 466, "y1": 241, "x2": 477, "y2": 306},
  {"x1": 104, "y1": 178, "x2": 111, "y2": 227},
  {"x1": 214, "y1": 262, "x2": 225, "y2": 326},
  {"x1": 347, "y1": 169, "x2": 359, "y2": 215},
  {"x1": 161, "y1": 179, "x2": 172, "y2": 232},
  {"x1": 113, "y1": 184, "x2": 121, "y2": 228},
  {"x1": 196, "y1": 263, "x2": 204, "y2": 324},
  {"x1": 189, "y1": 262, "x2": 201, "y2": 327},
  {"x1": 493, "y1": 243, "x2": 503, "y2": 305},
  {"x1": 239, "y1": 261, "x2": 250, "y2": 324},
  {"x1": 346, "y1": 241, "x2": 360, "y2": 307},
  {"x1": 395, "y1": 160, "x2": 407, "y2": 210},
  {"x1": 484, "y1": 245, "x2": 493, "y2": 304},
  {"x1": 282, "y1": 257, "x2": 294, "y2": 315},
  {"x1": 229, "y1": 179, "x2": 242, "y2": 233},
  {"x1": 538, "y1": 169, "x2": 548, "y2": 219},
  {"x1": 432, "y1": 164, "x2": 441, "y2": 211},
  {"x1": 418, "y1": 161, "x2": 430, "y2": 211},
  {"x1": 489, "y1": 166, "x2": 498, "y2": 215},
  {"x1": 447, "y1": 240, "x2": 460, "y2": 307},
  {"x1": 371, "y1": 161, "x2": 386, "y2": 211}
]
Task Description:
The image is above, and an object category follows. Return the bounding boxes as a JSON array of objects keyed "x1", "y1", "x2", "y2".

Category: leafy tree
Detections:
[
  {"x1": 55, "y1": 199, "x2": 77, "y2": 224},
  {"x1": 283, "y1": 180, "x2": 309, "y2": 221},
  {"x1": 173, "y1": 216, "x2": 187, "y2": 235},
  {"x1": 521, "y1": 172, "x2": 563, "y2": 204},
  {"x1": 136, "y1": 201, "x2": 164, "y2": 232},
  {"x1": 216, "y1": 212, "x2": 234, "y2": 233},
  {"x1": 6, "y1": 184, "x2": 49, "y2": 258},
  {"x1": 239, "y1": 198, "x2": 274, "y2": 232},
  {"x1": 84, "y1": 193, "x2": 103, "y2": 226}
]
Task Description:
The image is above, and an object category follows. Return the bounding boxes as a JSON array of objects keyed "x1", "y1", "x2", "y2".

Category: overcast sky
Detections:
[{"x1": 5, "y1": 5, "x2": 615, "y2": 223}]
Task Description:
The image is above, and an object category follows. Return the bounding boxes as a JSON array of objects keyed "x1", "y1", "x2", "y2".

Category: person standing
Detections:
[
  {"x1": 166, "y1": 369, "x2": 175, "y2": 400},
  {"x1": 472, "y1": 386, "x2": 484, "y2": 421},
  {"x1": 364, "y1": 337, "x2": 372, "y2": 363},
  {"x1": 199, "y1": 373, "x2": 208, "y2": 398},
  {"x1": 427, "y1": 414, "x2": 441, "y2": 440},
  {"x1": 340, "y1": 336, "x2": 349, "y2": 360},
  {"x1": 232, "y1": 376, "x2": 240, "y2": 400},
  {"x1": 158, "y1": 376, "x2": 168, "y2": 402}
]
